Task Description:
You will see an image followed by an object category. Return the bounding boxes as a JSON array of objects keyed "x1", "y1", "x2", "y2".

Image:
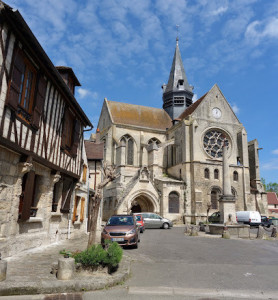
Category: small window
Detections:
[
  {"x1": 169, "y1": 192, "x2": 179, "y2": 213},
  {"x1": 204, "y1": 168, "x2": 210, "y2": 179},
  {"x1": 214, "y1": 169, "x2": 219, "y2": 180},
  {"x1": 120, "y1": 134, "x2": 134, "y2": 165},
  {"x1": 233, "y1": 171, "x2": 238, "y2": 181}
]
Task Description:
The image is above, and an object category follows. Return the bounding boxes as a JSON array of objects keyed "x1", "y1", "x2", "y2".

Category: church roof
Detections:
[
  {"x1": 106, "y1": 100, "x2": 172, "y2": 131},
  {"x1": 165, "y1": 38, "x2": 193, "y2": 94},
  {"x1": 176, "y1": 92, "x2": 207, "y2": 120}
]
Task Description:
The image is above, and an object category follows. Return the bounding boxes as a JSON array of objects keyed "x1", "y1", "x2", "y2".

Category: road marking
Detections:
[
  {"x1": 129, "y1": 286, "x2": 278, "y2": 299},
  {"x1": 129, "y1": 287, "x2": 173, "y2": 295}
]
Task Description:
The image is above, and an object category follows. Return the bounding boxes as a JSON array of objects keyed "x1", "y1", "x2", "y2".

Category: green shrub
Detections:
[
  {"x1": 104, "y1": 241, "x2": 123, "y2": 267},
  {"x1": 74, "y1": 244, "x2": 107, "y2": 267},
  {"x1": 72, "y1": 242, "x2": 123, "y2": 269}
]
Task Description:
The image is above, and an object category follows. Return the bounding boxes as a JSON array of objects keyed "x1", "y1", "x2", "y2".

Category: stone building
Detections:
[
  {"x1": 97, "y1": 37, "x2": 268, "y2": 224},
  {"x1": 0, "y1": 2, "x2": 92, "y2": 257}
]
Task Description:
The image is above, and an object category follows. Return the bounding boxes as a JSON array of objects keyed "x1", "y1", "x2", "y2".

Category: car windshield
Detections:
[
  {"x1": 107, "y1": 216, "x2": 134, "y2": 226},
  {"x1": 135, "y1": 216, "x2": 141, "y2": 221}
]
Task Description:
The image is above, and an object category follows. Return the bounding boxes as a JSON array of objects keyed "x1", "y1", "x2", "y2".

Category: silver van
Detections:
[{"x1": 136, "y1": 212, "x2": 173, "y2": 229}]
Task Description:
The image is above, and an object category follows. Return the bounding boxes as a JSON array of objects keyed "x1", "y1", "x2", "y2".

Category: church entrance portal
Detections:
[{"x1": 130, "y1": 194, "x2": 154, "y2": 213}]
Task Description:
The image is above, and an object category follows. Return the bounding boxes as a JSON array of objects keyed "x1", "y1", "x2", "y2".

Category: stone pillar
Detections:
[
  {"x1": 57, "y1": 257, "x2": 75, "y2": 280},
  {"x1": 219, "y1": 145, "x2": 236, "y2": 224},
  {"x1": 0, "y1": 259, "x2": 7, "y2": 281}
]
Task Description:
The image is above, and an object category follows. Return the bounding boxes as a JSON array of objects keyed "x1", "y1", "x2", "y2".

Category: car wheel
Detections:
[{"x1": 162, "y1": 222, "x2": 169, "y2": 229}]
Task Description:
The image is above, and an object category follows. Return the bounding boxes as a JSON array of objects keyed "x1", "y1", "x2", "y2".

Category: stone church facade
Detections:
[{"x1": 97, "y1": 38, "x2": 268, "y2": 224}]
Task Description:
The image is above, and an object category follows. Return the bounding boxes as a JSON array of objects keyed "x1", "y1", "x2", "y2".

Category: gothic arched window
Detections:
[
  {"x1": 169, "y1": 192, "x2": 179, "y2": 213},
  {"x1": 204, "y1": 168, "x2": 210, "y2": 179},
  {"x1": 121, "y1": 135, "x2": 134, "y2": 165},
  {"x1": 233, "y1": 171, "x2": 238, "y2": 181},
  {"x1": 214, "y1": 169, "x2": 219, "y2": 180}
]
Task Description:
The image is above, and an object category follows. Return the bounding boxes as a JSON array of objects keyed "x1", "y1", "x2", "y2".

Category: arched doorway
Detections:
[{"x1": 130, "y1": 194, "x2": 155, "y2": 213}]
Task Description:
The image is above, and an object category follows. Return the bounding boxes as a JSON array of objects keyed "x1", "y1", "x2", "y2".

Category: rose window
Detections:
[{"x1": 203, "y1": 130, "x2": 229, "y2": 158}]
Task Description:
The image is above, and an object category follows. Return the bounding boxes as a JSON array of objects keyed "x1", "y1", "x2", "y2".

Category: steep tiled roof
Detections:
[
  {"x1": 267, "y1": 192, "x2": 278, "y2": 205},
  {"x1": 107, "y1": 100, "x2": 172, "y2": 131},
  {"x1": 176, "y1": 92, "x2": 207, "y2": 121},
  {"x1": 85, "y1": 141, "x2": 104, "y2": 160}
]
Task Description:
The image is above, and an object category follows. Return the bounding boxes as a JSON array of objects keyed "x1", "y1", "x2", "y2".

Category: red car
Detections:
[{"x1": 134, "y1": 214, "x2": 145, "y2": 233}]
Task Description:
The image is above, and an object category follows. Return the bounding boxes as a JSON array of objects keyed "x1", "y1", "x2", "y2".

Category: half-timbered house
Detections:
[{"x1": 0, "y1": 2, "x2": 92, "y2": 257}]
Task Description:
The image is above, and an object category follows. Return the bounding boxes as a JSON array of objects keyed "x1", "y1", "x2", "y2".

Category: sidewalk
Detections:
[{"x1": 0, "y1": 234, "x2": 130, "y2": 296}]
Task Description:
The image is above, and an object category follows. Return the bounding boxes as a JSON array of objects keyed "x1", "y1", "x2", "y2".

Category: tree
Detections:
[
  {"x1": 261, "y1": 178, "x2": 278, "y2": 195},
  {"x1": 87, "y1": 162, "x2": 118, "y2": 248}
]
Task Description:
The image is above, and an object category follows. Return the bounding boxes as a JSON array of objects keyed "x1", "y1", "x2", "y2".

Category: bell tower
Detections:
[{"x1": 162, "y1": 37, "x2": 194, "y2": 120}]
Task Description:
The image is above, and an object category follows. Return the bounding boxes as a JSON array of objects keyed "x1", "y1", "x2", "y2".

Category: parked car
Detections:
[
  {"x1": 236, "y1": 211, "x2": 261, "y2": 226},
  {"x1": 135, "y1": 212, "x2": 173, "y2": 229},
  {"x1": 134, "y1": 214, "x2": 145, "y2": 233},
  {"x1": 101, "y1": 215, "x2": 140, "y2": 248},
  {"x1": 208, "y1": 211, "x2": 220, "y2": 223},
  {"x1": 261, "y1": 216, "x2": 273, "y2": 227}
]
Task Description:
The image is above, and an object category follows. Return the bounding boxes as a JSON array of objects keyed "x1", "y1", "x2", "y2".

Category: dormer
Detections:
[{"x1": 56, "y1": 66, "x2": 81, "y2": 95}]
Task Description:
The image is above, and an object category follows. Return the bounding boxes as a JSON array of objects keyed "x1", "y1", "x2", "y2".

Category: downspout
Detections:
[{"x1": 67, "y1": 182, "x2": 75, "y2": 240}]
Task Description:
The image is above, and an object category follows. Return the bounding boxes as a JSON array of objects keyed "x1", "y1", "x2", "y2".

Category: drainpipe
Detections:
[{"x1": 67, "y1": 183, "x2": 75, "y2": 240}]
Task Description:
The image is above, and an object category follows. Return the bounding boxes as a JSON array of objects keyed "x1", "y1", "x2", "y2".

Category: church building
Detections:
[{"x1": 96, "y1": 37, "x2": 267, "y2": 225}]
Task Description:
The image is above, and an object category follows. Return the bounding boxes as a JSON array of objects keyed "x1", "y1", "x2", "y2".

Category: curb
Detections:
[{"x1": 0, "y1": 256, "x2": 130, "y2": 296}]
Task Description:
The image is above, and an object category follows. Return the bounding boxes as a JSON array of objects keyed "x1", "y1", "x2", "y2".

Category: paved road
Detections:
[{"x1": 2, "y1": 227, "x2": 278, "y2": 300}]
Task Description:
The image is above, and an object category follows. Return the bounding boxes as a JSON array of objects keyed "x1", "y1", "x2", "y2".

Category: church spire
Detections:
[{"x1": 162, "y1": 37, "x2": 194, "y2": 120}]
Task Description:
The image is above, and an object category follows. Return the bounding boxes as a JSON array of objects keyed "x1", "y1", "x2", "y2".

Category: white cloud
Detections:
[
  {"x1": 272, "y1": 149, "x2": 278, "y2": 155},
  {"x1": 77, "y1": 88, "x2": 89, "y2": 99},
  {"x1": 245, "y1": 17, "x2": 278, "y2": 45},
  {"x1": 192, "y1": 94, "x2": 198, "y2": 102},
  {"x1": 209, "y1": 6, "x2": 228, "y2": 16},
  {"x1": 231, "y1": 103, "x2": 240, "y2": 114},
  {"x1": 261, "y1": 158, "x2": 278, "y2": 170}
]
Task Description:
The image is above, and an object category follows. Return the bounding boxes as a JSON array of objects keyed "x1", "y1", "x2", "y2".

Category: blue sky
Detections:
[{"x1": 4, "y1": 0, "x2": 278, "y2": 183}]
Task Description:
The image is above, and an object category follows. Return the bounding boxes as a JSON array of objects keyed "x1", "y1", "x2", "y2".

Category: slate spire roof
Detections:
[{"x1": 165, "y1": 37, "x2": 193, "y2": 94}]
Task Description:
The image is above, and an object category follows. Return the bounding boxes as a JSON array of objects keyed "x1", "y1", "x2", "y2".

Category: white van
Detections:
[{"x1": 236, "y1": 211, "x2": 261, "y2": 226}]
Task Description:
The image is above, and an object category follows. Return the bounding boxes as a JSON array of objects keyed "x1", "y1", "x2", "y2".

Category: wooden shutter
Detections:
[
  {"x1": 82, "y1": 165, "x2": 87, "y2": 182},
  {"x1": 71, "y1": 119, "x2": 81, "y2": 157},
  {"x1": 61, "y1": 107, "x2": 69, "y2": 149},
  {"x1": 60, "y1": 178, "x2": 73, "y2": 213},
  {"x1": 31, "y1": 75, "x2": 47, "y2": 129},
  {"x1": 72, "y1": 196, "x2": 79, "y2": 223},
  {"x1": 21, "y1": 170, "x2": 35, "y2": 221},
  {"x1": 80, "y1": 197, "x2": 85, "y2": 222},
  {"x1": 6, "y1": 49, "x2": 25, "y2": 110}
]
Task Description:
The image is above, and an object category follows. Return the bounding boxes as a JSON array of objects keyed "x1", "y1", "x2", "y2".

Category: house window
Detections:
[
  {"x1": 233, "y1": 171, "x2": 238, "y2": 181},
  {"x1": 61, "y1": 107, "x2": 81, "y2": 157},
  {"x1": 169, "y1": 192, "x2": 179, "y2": 213},
  {"x1": 72, "y1": 196, "x2": 80, "y2": 223},
  {"x1": 204, "y1": 168, "x2": 210, "y2": 179},
  {"x1": 120, "y1": 134, "x2": 134, "y2": 165},
  {"x1": 214, "y1": 169, "x2": 219, "y2": 179},
  {"x1": 6, "y1": 47, "x2": 47, "y2": 129},
  {"x1": 52, "y1": 181, "x2": 62, "y2": 212}
]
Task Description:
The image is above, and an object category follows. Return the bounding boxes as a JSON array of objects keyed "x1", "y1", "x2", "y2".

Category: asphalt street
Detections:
[{"x1": 2, "y1": 226, "x2": 278, "y2": 300}]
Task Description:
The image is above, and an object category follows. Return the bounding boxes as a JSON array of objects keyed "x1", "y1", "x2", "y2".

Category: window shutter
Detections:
[
  {"x1": 82, "y1": 165, "x2": 87, "y2": 182},
  {"x1": 6, "y1": 49, "x2": 25, "y2": 110},
  {"x1": 60, "y1": 179, "x2": 73, "y2": 213},
  {"x1": 80, "y1": 197, "x2": 85, "y2": 222},
  {"x1": 61, "y1": 107, "x2": 69, "y2": 149},
  {"x1": 31, "y1": 75, "x2": 47, "y2": 129},
  {"x1": 21, "y1": 170, "x2": 35, "y2": 221},
  {"x1": 72, "y1": 196, "x2": 78, "y2": 222},
  {"x1": 71, "y1": 119, "x2": 81, "y2": 157}
]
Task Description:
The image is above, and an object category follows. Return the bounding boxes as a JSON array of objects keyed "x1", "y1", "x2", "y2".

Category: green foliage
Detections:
[
  {"x1": 74, "y1": 244, "x2": 107, "y2": 267},
  {"x1": 261, "y1": 178, "x2": 278, "y2": 195},
  {"x1": 67, "y1": 241, "x2": 123, "y2": 269},
  {"x1": 103, "y1": 241, "x2": 123, "y2": 267}
]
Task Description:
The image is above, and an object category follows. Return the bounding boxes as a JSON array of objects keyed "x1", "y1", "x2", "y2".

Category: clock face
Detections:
[{"x1": 212, "y1": 108, "x2": 222, "y2": 119}]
